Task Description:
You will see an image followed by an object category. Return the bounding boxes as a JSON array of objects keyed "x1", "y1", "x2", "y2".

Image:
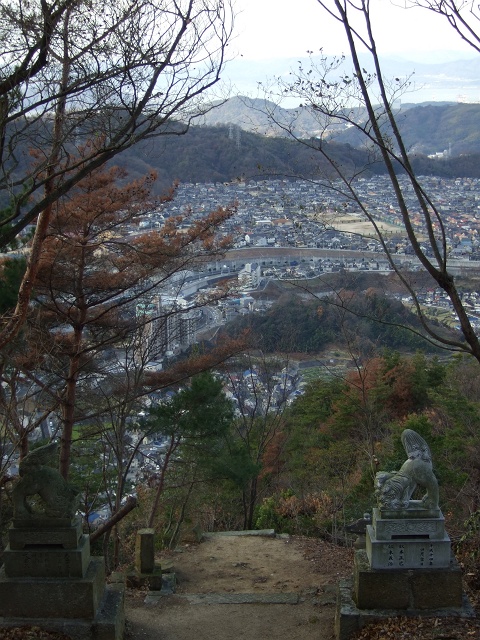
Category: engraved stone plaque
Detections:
[{"x1": 366, "y1": 524, "x2": 452, "y2": 569}]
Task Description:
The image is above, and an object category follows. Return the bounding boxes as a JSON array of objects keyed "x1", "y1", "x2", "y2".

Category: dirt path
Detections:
[{"x1": 125, "y1": 532, "x2": 354, "y2": 640}]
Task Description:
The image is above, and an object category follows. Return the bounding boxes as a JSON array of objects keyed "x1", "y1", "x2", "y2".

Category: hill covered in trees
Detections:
[
  {"x1": 5, "y1": 104, "x2": 480, "y2": 201},
  {"x1": 107, "y1": 105, "x2": 480, "y2": 192},
  {"x1": 221, "y1": 288, "x2": 451, "y2": 356},
  {"x1": 334, "y1": 102, "x2": 480, "y2": 157}
]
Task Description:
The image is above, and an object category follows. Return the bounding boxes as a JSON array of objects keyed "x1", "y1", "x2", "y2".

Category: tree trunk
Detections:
[
  {"x1": 147, "y1": 443, "x2": 176, "y2": 528},
  {"x1": 90, "y1": 495, "x2": 137, "y2": 543},
  {"x1": 59, "y1": 339, "x2": 82, "y2": 479}
]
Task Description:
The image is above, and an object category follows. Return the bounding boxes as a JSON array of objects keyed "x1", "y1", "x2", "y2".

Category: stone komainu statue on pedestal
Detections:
[
  {"x1": 374, "y1": 429, "x2": 439, "y2": 510},
  {"x1": 2, "y1": 442, "x2": 125, "y2": 639},
  {"x1": 12, "y1": 442, "x2": 79, "y2": 519}
]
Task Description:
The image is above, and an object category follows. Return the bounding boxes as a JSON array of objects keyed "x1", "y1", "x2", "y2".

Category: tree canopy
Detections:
[{"x1": 0, "y1": 0, "x2": 233, "y2": 350}]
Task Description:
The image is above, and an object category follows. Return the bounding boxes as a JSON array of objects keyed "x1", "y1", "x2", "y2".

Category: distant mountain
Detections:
[
  {"x1": 198, "y1": 97, "x2": 328, "y2": 139},
  {"x1": 335, "y1": 102, "x2": 480, "y2": 156},
  {"x1": 7, "y1": 94, "x2": 480, "y2": 201},
  {"x1": 112, "y1": 115, "x2": 480, "y2": 195},
  {"x1": 198, "y1": 97, "x2": 480, "y2": 156}
]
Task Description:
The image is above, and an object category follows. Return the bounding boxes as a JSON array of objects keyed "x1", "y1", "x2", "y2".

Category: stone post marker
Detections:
[
  {"x1": 335, "y1": 429, "x2": 473, "y2": 640},
  {"x1": 127, "y1": 527, "x2": 163, "y2": 590},
  {"x1": 135, "y1": 528, "x2": 155, "y2": 574},
  {"x1": 0, "y1": 442, "x2": 125, "y2": 640}
]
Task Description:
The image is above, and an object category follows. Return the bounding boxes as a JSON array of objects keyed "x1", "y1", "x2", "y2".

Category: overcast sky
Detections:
[{"x1": 232, "y1": 0, "x2": 475, "y2": 62}]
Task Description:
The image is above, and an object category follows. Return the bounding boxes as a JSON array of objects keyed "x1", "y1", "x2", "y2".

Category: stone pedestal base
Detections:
[
  {"x1": 354, "y1": 550, "x2": 463, "y2": 610},
  {"x1": 4, "y1": 533, "x2": 91, "y2": 578},
  {"x1": 335, "y1": 577, "x2": 474, "y2": 640},
  {"x1": 0, "y1": 518, "x2": 124, "y2": 640},
  {"x1": 0, "y1": 557, "x2": 106, "y2": 618},
  {"x1": 366, "y1": 506, "x2": 452, "y2": 570},
  {"x1": 0, "y1": 581, "x2": 124, "y2": 640}
]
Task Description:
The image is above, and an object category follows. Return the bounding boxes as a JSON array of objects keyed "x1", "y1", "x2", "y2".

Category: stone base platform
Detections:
[
  {"x1": 335, "y1": 577, "x2": 475, "y2": 640},
  {"x1": 0, "y1": 517, "x2": 125, "y2": 640},
  {"x1": 0, "y1": 557, "x2": 106, "y2": 618},
  {"x1": 353, "y1": 550, "x2": 463, "y2": 610},
  {"x1": 0, "y1": 582, "x2": 125, "y2": 640},
  {"x1": 126, "y1": 566, "x2": 163, "y2": 591}
]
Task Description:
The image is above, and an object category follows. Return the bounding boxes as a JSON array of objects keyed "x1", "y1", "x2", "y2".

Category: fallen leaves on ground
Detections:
[
  {"x1": 351, "y1": 615, "x2": 480, "y2": 639},
  {"x1": 297, "y1": 536, "x2": 354, "y2": 577},
  {"x1": 0, "y1": 628, "x2": 72, "y2": 640}
]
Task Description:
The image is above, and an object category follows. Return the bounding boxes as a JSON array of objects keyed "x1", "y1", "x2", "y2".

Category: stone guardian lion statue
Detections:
[
  {"x1": 374, "y1": 429, "x2": 439, "y2": 510},
  {"x1": 12, "y1": 442, "x2": 80, "y2": 520}
]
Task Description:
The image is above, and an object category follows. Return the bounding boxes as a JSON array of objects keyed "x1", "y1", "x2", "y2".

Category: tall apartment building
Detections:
[
  {"x1": 135, "y1": 296, "x2": 199, "y2": 359},
  {"x1": 237, "y1": 262, "x2": 261, "y2": 290}
]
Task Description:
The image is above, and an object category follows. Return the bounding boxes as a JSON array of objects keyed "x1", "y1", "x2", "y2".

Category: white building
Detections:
[{"x1": 237, "y1": 262, "x2": 261, "y2": 291}]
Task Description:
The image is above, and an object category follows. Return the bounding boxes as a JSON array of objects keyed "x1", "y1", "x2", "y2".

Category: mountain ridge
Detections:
[
  {"x1": 109, "y1": 104, "x2": 480, "y2": 193},
  {"x1": 198, "y1": 97, "x2": 480, "y2": 156}
]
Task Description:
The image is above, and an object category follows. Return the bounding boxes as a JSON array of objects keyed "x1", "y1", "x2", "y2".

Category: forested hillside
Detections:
[
  {"x1": 112, "y1": 120, "x2": 480, "y2": 194},
  {"x1": 222, "y1": 290, "x2": 449, "y2": 355},
  {"x1": 9, "y1": 111, "x2": 478, "y2": 199},
  {"x1": 5, "y1": 105, "x2": 480, "y2": 200},
  {"x1": 266, "y1": 352, "x2": 480, "y2": 545},
  {"x1": 104, "y1": 124, "x2": 376, "y2": 192},
  {"x1": 200, "y1": 97, "x2": 480, "y2": 155},
  {"x1": 334, "y1": 103, "x2": 480, "y2": 156}
]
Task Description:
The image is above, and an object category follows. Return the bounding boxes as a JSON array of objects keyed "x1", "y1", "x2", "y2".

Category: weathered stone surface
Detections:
[
  {"x1": 183, "y1": 592, "x2": 300, "y2": 604},
  {"x1": 353, "y1": 550, "x2": 463, "y2": 611},
  {"x1": 374, "y1": 430, "x2": 439, "y2": 511},
  {"x1": 1, "y1": 514, "x2": 124, "y2": 638},
  {"x1": 9, "y1": 517, "x2": 82, "y2": 550},
  {"x1": 93, "y1": 582, "x2": 125, "y2": 640},
  {"x1": 366, "y1": 506, "x2": 452, "y2": 569},
  {"x1": 335, "y1": 576, "x2": 474, "y2": 640},
  {"x1": 366, "y1": 526, "x2": 452, "y2": 569},
  {"x1": 160, "y1": 571, "x2": 176, "y2": 594},
  {"x1": 378, "y1": 502, "x2": 440, "y2": 520},
  {"x1": 13, "y1": 517, "x2": 76, "y2": 529},
  {"x1": 135, "y1": 529, "x2": 155, "y2": 575},
  {"x1": 202, "y1": 529, "x2": 276, "y2": 538},
  {"x1": 410, "y1": 565, "x2": 463, "y2": 609},
  {"x1": 12, "y1": 442, "x2": 80, "y2": 520},
  {"x1": 126, "y1": 567, "x2": 163, "y2": 591},
  {"x1": 0, "y1": 584, "x2": 125, "y2": 640},
  {"x1": 372, "y1": 507, "x2": 446, "y2": 541},
  {"x1": 0, "y1": 556, "x2": 105, "y2": 619},
  {"x1": 335, "y1": 579, "x2": 362, "y2": 640},
  {"x1": 4, "y1": 534, "x2": 90, "y2": 578},
  {"x1": 353, "y1": 552, "x2": 410, "y2": 610}
]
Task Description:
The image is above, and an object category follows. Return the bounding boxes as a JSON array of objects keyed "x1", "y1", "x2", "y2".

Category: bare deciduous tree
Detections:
[
  {"x1": 406, "y1": 0, "x2": 480, "y2": 53},
  {"x1": 264, "y1": 0, "x2": 480, "y2": 362}
]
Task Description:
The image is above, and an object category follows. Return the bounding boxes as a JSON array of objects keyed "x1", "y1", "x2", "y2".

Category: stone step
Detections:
[
  {"x1": 144, "y1": 591, "x2": 299, "y2": 605},
  {"x1": 202, "y1": 529, "x2": 276, "y2": 538},
  {"x1": 184, "y1": 592, "x2": 300, "y2": 604}
]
